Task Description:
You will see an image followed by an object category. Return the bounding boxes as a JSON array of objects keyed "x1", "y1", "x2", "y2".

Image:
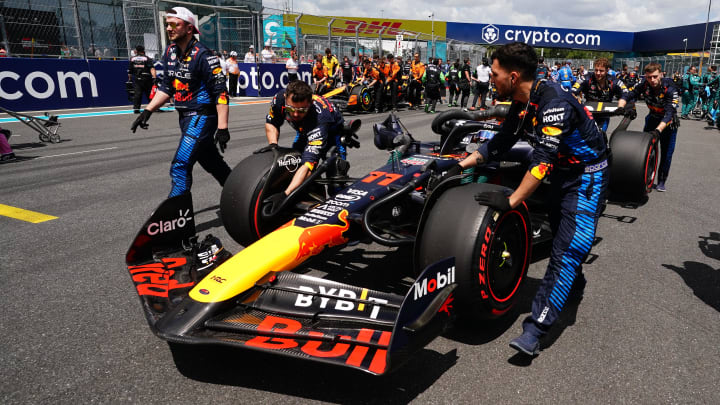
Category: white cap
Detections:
[
  {"x1": 249, "y1": 45, "x2": 254, "y2": 49},
  {"x1": 265, "y1": 40, "x2": 272, "y2": 47},
  {"x1": 230, "y1": 51, "x2": 237, "y2": 56},
  {"x1": 166, "y1": 7, "x2": 199, "y2": 34}
]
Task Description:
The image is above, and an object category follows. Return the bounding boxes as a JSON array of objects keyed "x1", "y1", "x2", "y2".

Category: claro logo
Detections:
[
  {"x1": 146, "y1": 209, "x2": 192, "y2": 236},
  {"x1": 0, "y1": 71, "x2": 99, "y2": 100},
  {"x1": 413, "y1": 266, "x2": 455, "y2": 300}
]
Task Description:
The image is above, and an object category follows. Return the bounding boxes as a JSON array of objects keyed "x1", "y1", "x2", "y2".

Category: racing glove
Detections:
[
  {"x1": 131, "y1": 110, "x2": 152, "y2": 133},
  {"x1": 648, "y1": 128, "x2": 662, "y2": 138},
  {"x1": 614, "y1": 106, "x2": 626, "y2": 116},
  {"x1": 474, "y1": 191, "x2": 511, "y2": 212},
  {"x1": 262, "y1": 192, "x2": 286, "y2": 217},
  {"x1": 215, "y1": 128, "x2": 230, "y2": 153},
  {"x1": 253, "y1": 143, "x2": 278, "y2": 154}
]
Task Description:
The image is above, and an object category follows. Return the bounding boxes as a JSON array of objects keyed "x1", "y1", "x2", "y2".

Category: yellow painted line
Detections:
[
  {"x1": 358, "y1": 288, "x2": 368, "y2": 311},
  {"x1": 0, "y1": 204, "x2": 58, "y2": 223},
  {"x1": 597, "y1": 102, "x2": 604, "y2": 111}
]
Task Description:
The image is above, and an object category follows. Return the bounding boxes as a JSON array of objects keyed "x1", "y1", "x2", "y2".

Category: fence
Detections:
[{"x1": 615, "y1": 55, "x2": 708, "y2": 76}]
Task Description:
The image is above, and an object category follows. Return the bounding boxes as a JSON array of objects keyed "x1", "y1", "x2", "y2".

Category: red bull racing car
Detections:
[
  {"x1": 126, "y1": 107, "x2": 542, "y2": 375},
  {"x1": 125, "y1": 99, "x2": 654, "y2": 375}
]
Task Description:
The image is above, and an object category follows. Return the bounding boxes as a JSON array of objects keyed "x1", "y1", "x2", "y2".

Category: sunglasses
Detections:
[
  {"x1": 165, "y1": 21, "x2": 183, "y2": 29},
  {"x1": 284, "y1": 105, "x2": 310, "y2": 114}
]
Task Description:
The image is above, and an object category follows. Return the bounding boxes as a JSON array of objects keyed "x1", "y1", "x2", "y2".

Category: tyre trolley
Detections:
[{"x1": 0, "y1": 106, "x2": 61, "y2": 143}]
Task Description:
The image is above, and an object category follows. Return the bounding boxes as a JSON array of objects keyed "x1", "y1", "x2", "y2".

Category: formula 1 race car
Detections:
[
  {"x1": 126, "y1": 110, "x2": 536, "y2": 375},
  {"x1": 322, "y1": 81, "x2": 374, "y2": 113}
]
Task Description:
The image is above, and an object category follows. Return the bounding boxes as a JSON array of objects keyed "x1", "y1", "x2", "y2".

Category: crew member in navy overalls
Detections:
[
  {"x1": 448, "y1": 42, "x2": 609, "y2": 356},
  {"x1": 131, "y1": 7, "x2": 231, "y2": 198},
  {"x1": 616, "y1": 62, "x2": 680, "y2": 192},
  {"x1": 259, "y1": 80, "x2": 349, "y2": 212},
  {"x1": 571, "y1": 57, "x2": 628, "y2": 133}
]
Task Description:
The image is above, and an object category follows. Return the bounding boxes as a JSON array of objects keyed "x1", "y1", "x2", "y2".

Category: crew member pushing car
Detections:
[
  {"x1": 445, "y1": 42, "x2": 609, "y2": 356},
  {"x1": 130, "y1": 6, "x2": 231, "y2": 197},
  {"x1": 616, "y1": 63, "x2": 680, "y2": 192},
  {"x1": 260, "y1": 81, "x2": 352, "y2": 211},
  {"x1": 571, "y1": 57, "x2": 628, "y2": 133}
]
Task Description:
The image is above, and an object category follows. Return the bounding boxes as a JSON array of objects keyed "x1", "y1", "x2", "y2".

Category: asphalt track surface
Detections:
[{"x1": 1, "y1": 99, "x2": 719, "y2": 404}]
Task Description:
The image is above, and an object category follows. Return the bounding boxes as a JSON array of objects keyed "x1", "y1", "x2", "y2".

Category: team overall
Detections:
[
  {"x1": 621, "y1": 78, "x2": 680, "y2": 184},
  {"x1": 480, "y1": 79, "x2": 609, "y2": 335},
  {"x1": 266, "y1": 90, "x2": 346, "y2": 170},
  {"x1": 158, "y1": 37, "x2": 231, "y2": 197}
]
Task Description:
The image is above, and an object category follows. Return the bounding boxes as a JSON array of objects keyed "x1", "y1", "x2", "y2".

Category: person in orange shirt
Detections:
[
  {"x1": 312, "y1": 56, "x2": 328, "y2": 94},
  {"x1": 380, "y1": 54, "x2": 401, "y2": 112},
  {"x1": 409, "y1": 53, "x2": 425, "y2": 110},
  {"x1": 361, "y1": 59, "x2": 382, "y2": 112}
]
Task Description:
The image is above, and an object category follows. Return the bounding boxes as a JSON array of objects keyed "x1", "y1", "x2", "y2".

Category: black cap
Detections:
[{"x1": 136, "y1": 45, "x2": 145, "y2": 53}]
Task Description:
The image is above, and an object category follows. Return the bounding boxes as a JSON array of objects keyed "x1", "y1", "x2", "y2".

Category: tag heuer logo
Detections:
[{"x1": 482, "y1": 24, "x2": 499, "y2": 44}]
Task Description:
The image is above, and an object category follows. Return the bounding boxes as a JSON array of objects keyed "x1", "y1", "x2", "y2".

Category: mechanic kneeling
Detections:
[
  {"x1": 447, "y1": 42, "x2": 609, "y2": 356},
  {"x1": 260, "y1": 80, "x2": 350, "y2": 212}
]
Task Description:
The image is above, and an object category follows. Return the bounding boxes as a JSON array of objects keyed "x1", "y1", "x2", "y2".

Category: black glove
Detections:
[
  {"x1": 648, "y1": 128, "x2": 662, "y2": 138},
  {"x1": 215, "y1": 128, "x2": 230, "y2": 153},
  {"x1": 474, "y1": 191, "x2": 511, "y2": 211},
  {"x1": 614, "y1": 106, "x2": 626, "y2": 116},
  {"x1": 262, "y1": 192, "x2": 286, "y2": 217},
  {"x1": 341, "y1": 133, "x2": 360, "y2": 148},
  {"x1": 131, "y1": 110, "x2": 152, "y2": 133},
  {"x1": 253, "y1": 143, "x2": 278, "y2": 154}
]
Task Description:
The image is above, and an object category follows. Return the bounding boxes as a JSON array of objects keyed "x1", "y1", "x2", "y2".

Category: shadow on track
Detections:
[{"x1": 662, "y1": 232, "x2": 720, "y2": 312}]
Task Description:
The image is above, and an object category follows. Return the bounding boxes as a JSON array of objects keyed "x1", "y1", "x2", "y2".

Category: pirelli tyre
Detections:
[
  {"x1": 608, "y1": 129, "x2": 658, "y2": 200},
  {"x1": 416, "y1": 183, "x2": 532, "y2": 319},
  {"x1": 220, "y1": 148, "x2": 298, "y2": 246}
]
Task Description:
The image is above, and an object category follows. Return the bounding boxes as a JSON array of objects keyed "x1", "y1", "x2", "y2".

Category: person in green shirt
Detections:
[{"x1": 681, "y1": 66, "x2": 701, "y2": 119}]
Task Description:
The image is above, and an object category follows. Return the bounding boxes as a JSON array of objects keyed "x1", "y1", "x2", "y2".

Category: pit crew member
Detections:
[
  {"x1": 448, "y1": 42, "x2": 609, "y2": 356},
  {"x1": 130, "y1": 7, "x2": 232, "y2": 198},
  {"x1": 409, "y1": 53, "x2": 425, "y2": 109},
  {"x1": 617, "y1": 63, "x2": 680, "y2": 192},
  {"x1": 681, "y1": 66, "x2": 701, "y2": 119},
  {"x1": 261, "y1": 81, "x2": 351, "y2": 211},
  {"x1": 571, "y1": 57, "x2": 628, "y2": 132},
  {"x1": 558, "y1": 60, "x2": 575, "y2": 90}
]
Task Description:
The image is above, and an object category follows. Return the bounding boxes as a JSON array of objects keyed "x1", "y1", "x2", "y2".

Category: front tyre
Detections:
[{"x1": 416, "y1": 183, "x2": 531, "y2": 319}]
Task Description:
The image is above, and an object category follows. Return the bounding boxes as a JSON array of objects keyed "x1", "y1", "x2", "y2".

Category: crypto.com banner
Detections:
[
  {"x1": 0, "y1": 58, "x2": 311, "y2": 111},
  {"x1": 447, "y1": 22, "x2": 633, "y2": 52}
]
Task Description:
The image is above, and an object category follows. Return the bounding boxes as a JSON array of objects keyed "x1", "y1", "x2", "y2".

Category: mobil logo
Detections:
[{"x1": 413, "y1": 266, "x2": 455, "y2": 300}]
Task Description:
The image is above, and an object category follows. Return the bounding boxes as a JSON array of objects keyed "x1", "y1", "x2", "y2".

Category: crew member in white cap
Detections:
[
  {"x1": 261, "y1": 41, "x2": 276, "y2": 63},
  {"x1": 131, "y1": 6, "x2": 232, "y2": 198}
]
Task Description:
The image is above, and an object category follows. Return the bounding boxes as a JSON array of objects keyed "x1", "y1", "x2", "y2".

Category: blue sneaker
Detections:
[
  {"x1": 509, "y1": 331, "x2": 540, "y2": 356},
  {"x1": 656, "y1": 181, "x2": 666, "y2": 192}
]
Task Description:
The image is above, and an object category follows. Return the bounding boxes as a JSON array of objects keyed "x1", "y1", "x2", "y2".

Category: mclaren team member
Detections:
[
  {"x1": 380, "y1": 54, "x2": 401, "y2": 112},
  {"x1": 409, "y1": 53, "x2": 425, "y2": 109},
  {"x1": 616, "y1": 63, "x2": 680, "y2": 192},
  {"x1": 322, "y1": 48, "x2": 340, "y2": 79},
  {"x1": 362, "y1": 58, "x2": 383, "y2": 108},
  {"x1": 571, "y1": 57, "x2": 628, "y2": 132},
  {"x1": 261, "y1": 81, "x2": 349, "y2": 211},
  {"x1": 131, "y1": 7, "x2": 231, "y2": 197},
  {"x1": 448, "y1": 42, "x2": 609, "y2": 356},
  {"x1": 127, "y1": 45, "x2": 156, "y2": 114}
]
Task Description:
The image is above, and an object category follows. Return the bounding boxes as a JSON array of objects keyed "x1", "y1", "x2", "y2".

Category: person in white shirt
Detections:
[
  {"x1": 470, "y1": 57, "x2": 492, "y2": 110},
  {"x1": 261, "y1": 43, "x2": 276, "y2": 63},
  {"x1": 285, "y1": 51, "x2": 299, "y2": 82},
  {"x1": 244, "y1": 45, "x2": 256, "y2": 63}
]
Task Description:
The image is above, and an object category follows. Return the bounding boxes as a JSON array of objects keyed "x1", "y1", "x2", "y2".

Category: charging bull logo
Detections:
[
  {"x1": 295, "y1": 210, "x2": 350, "y2": 261},
  {"x1": 531, "y1": 162, "x2": 552, "y2": 179},
  {"x1": 174, "y1": 79, "x2": 189, "y2": 91}
]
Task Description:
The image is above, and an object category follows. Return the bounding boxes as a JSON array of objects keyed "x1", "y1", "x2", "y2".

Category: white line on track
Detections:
[{"x1": 36, "y1": 147, "x2": 119, "y2": 159}]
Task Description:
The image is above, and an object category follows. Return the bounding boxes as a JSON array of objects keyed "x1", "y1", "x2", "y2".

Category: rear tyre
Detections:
[
  {"x1": 416, "y1": 183, "x2": 531, "y2": 319},
  {"x1": 609, "y1": 130, "x2": 658, "y2": 200},
  {"x1": 220, "y1": 150, "x2": 296, "y2": 246}
]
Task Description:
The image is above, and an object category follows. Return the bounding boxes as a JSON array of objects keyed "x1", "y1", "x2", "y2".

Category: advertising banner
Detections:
[
  {"x1": 447, "y1": 22, "x2": 634, "y2": 52},
  {"x1": 0, "y1": 58, "x2": 313, "y2": 111},
  {"x1": 285, "y1": 14, "x2": 445, "y2": 39},
  {"x1": 263, "y1": 14, "x2": 298, "y2": 49}
]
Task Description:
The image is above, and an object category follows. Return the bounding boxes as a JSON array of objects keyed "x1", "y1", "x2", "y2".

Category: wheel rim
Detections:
[
  {"x1": 485, "y1": 211, "x2": 529, "y2": 302},
  {"x1": 644, "y1": 141, "x2": 658, "y2": 192}
]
